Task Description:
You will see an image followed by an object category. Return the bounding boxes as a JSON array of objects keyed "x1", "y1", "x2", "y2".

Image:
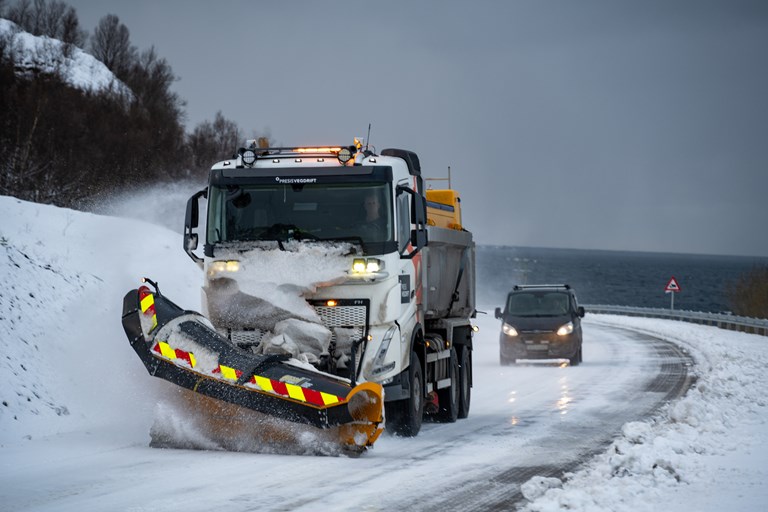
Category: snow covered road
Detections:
[
  {"x1": 2, "y1": 196, "x2": 766, "y2": 512},
  {"x1": 0, "y1": 316, "x2": 692, "y2": 512}
]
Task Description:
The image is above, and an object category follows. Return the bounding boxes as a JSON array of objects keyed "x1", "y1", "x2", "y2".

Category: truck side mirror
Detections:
[
  {"x1": 494, "y1": 307, "x2": 502, "y2": 319},
  {"x1": 410, "y1": 228, "x2": 427, "y2": 250},
  {"x1": 184, "y1": 188, "x2": 207, "y2": 269},
  {"x1": 185, "y1": 233, "x2": 199, "y2": 252},
  {"x1": 397, "y1": 185, "x2": 428, "y2": 259}
]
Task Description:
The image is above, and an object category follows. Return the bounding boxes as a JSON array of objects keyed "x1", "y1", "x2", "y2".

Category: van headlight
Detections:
[
  {"x1": 557, "y1": 321, "x2": 574, "y2": 336},
  {"x1": 502, "y1": 322, "x2": 518, "y2": 337}
]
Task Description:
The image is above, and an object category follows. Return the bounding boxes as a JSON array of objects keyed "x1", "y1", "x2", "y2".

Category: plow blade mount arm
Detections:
[{"x1": 121, "y1": 283, "x2": 384, "y2": 453}]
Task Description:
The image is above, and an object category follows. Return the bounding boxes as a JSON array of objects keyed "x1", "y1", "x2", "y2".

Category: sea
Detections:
[{"x1": 476, "y1": 246, "x2": 768, "y2": 314}]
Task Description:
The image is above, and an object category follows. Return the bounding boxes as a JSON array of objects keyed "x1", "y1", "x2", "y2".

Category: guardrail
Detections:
[{"x1": 583, "y1": 304, "x2": 768, "y2": 337}]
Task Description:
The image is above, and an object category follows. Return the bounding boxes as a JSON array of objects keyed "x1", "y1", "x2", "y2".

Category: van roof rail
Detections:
[{"x1": 512, "y1": 284, "x2": 570, "y2": 291}]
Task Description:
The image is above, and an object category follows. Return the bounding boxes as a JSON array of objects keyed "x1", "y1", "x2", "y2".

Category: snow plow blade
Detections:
[{"x1": 121, "y1": 282, "x2": 384, "y2": 453}]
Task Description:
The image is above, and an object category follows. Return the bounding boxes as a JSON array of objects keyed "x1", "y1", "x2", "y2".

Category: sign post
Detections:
[{"x1": 664, "y1": 277, "x2": 681, "y2": 310}]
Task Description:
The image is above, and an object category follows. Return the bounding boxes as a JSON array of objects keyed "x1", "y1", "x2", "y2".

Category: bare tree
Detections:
[
  {"x1": 728, "y1": 266, "x2": 768, "y2": 319},
  {"x1": 6, "y1": 0, "x2": 33, "y2": 29},
  {"x1": 90, "y1": 14, "x2": 135, "y2": 79},
  {"x1": 60, "y1": 6, "x2": 86, "y2": 56},
  {"x1": 37, "y1": 0, "x2": 65, "y2": 37},
  {"x1": 5, "y1": 0, "x2": 86, "y2": 54},
  {"x1": 188, "y1": 111, "x2": 242, "y2": 171}
]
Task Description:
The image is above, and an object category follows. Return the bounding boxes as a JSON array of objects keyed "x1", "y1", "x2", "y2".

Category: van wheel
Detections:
[{"x1": 569, "y1": 347, "x2": 582, "y2": 366}]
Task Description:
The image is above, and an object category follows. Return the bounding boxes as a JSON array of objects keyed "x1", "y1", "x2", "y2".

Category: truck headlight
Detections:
[
  {"x1": 557, "y1": 321, "x2": 574, "y2": 336},
  {"x1": 372, "y1": 325, "x2": 398, "y2": 376},
  {"x1": 350, "y1": 258, "x2": 384, "y2": 274},
  {"x1": 208, "y1": 260, "x2": 241, "y2": 277},
  {"x1": 502, "y1": 322, "x2": 518, "y2": 337}
]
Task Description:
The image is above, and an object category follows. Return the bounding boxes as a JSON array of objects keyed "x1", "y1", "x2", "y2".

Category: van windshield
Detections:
[
  {"x1": 506, "y1": 292, "x2": 570, "y2": 317},
  {"x1": 207, "y1": 182, "x2": 393, "y2": 247}
]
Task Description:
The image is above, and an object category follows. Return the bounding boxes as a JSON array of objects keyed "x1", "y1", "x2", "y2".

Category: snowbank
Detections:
[
  {"x1": 0, "y1": 195, "x2": 199, "y2": 441},
  {"x1": 0, "y1": 18, "x2": 131, "y2": 96},
  {"x1": 519, "y1": 315, "x2": 768, "y2": 512}
]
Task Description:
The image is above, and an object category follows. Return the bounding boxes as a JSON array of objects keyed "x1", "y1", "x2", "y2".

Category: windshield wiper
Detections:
[
  {"x1": 255, "y1": 224, "x2": 318, "y2": 242},
  {"x1": 314, "y1": 235, "x2": 365, "y2": 246}
]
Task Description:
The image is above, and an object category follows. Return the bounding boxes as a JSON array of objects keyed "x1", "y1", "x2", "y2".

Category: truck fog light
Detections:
[
  {"x1": 352, "y1": 258, "x2": 367, "y2": 273},
  {"x1": 365, "y1": 258, "x2": 382, "y2": 272},
  {"x1": 351, "y1": 258, "x2": 384, "y2": 274}
]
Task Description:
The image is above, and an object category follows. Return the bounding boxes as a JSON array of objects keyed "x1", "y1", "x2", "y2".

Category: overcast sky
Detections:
[{"x1": 64, "y1": 0, "x2": 768, "y2": 257}]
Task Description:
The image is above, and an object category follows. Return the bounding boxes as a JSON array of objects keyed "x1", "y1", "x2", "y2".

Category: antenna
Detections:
[{"x1": 365, "y1": 123, "x2": 372, "y2": 151}]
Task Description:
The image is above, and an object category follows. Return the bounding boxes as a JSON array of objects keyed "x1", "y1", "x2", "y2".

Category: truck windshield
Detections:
[
  {"x1": 506, "y1": 292, "x2": 570, "y2": 317},
  {"x1": 207, "y1": 182, "x2": 393, "y2": 248}
]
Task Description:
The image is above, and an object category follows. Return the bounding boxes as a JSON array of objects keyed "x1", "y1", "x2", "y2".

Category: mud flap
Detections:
[{"x1": 121, "y1": 282, "x2": 384, "y2": 453}]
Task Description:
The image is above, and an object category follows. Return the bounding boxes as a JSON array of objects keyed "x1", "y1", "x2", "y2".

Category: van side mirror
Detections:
[
  {"x1": 495, "y1": 307, "x2": 502, "y2": 319},
  {"x1": 577, "y1": 306, "x2": 585, "y2": 318}
]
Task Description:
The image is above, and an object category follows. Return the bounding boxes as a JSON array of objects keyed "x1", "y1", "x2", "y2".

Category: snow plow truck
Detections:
[{"x1": 121, "y1": 139, "x2": 476, "y2": 454}]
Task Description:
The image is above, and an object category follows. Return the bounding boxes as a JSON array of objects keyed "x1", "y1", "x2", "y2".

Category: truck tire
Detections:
[
  {"x1": 458, "y1": 346, "x2": 472, "y2": 419},
  {"x1": 436, "y1": 347, "x2": 459, "y2": 422},
  {"x1": 385, "y1": 351, "x2": 424, "y2": 436}
]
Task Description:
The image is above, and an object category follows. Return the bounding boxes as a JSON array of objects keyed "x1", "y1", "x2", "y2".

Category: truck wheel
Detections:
[
  {"x1": 385, "y1": 351, "x2": 424, "y2": 436},
  {"x1": 436, "y1": 347, "x2": 459, "y2": 423},
  {"x1": 458, "y1": 346, "x2": 472, "y2": 419}
]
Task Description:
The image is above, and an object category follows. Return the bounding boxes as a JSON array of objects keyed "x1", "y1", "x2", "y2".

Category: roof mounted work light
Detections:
[
  {"x1": 337, "y1": 146, "x2": 355, "y2": 164},
  {"x1": 241, "y1": 148, "x2": 257, "y2": 166}
]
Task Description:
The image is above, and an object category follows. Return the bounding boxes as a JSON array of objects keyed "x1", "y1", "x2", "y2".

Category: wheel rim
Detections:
[{"x1": 413, "y1": 373, "x2": 421, "y2": 413}]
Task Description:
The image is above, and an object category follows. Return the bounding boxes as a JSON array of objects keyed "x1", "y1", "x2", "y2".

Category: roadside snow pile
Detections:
[
  {"x1": 519, "y1": 315, "x2": 768, "y2": 512},
  {"x1": 0, "y1": 201, "x2": 101, "y2": 432},
  {"x1": 0, "y1": 195, "x2": 199, "y2": 442},
  {"x1": 0, "y1": 18, "x2": 131, "y2": 96}
]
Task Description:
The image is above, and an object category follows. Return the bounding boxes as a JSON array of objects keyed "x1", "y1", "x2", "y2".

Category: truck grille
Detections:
[
  {"x1": 313, "y1": 305, "x2": 367, "y2": 328},
  {"x1": 225, "y1": 301, "x2": 369, "y2": 360}
]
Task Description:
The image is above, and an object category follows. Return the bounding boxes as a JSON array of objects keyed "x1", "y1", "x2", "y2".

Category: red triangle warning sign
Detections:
[{"x1": 665, "y1": 277, "x2": 681, "y2": 292}]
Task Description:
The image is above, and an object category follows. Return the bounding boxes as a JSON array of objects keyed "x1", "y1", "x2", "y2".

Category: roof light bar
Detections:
[
  {"x1": 235, "y1": 143, "x2": 359, "y2": 166},
  {"x1": 294, "y1": 147, "x2": 343, "y2": 154}
]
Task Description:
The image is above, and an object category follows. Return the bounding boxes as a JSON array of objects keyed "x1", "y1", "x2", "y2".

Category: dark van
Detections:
[{"x1": 494, "y1": 284, "x2": 585, "y2": 366}]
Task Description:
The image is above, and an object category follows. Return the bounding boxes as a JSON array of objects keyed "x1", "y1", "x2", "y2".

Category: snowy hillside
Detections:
[
  {"x1": 0, "y1": 18, "x2": 131, "y2": 96},
  {"x1": 1, "y1": 194, "x2": 767, "y2": 511}
]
